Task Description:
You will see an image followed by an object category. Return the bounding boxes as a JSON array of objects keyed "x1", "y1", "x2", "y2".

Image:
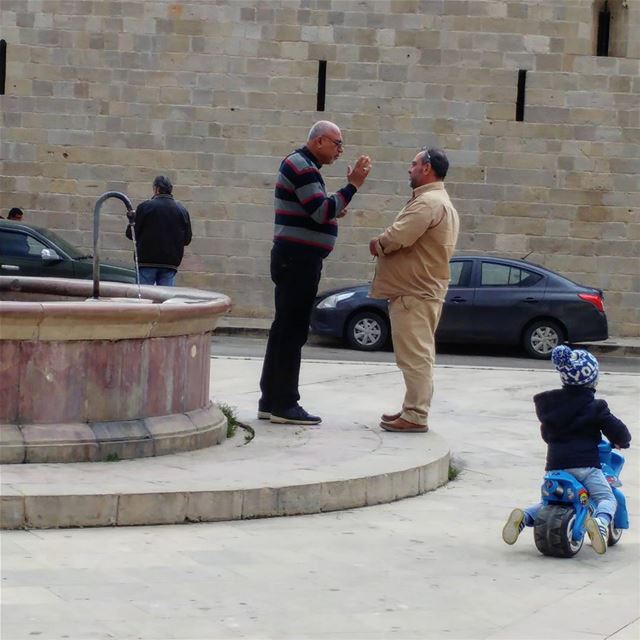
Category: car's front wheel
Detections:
[
  {"x1": 345, "y1": 310, "x2": 389, "y2": 351},
  {"x1": 523, "y1": 319, "x2": 564, "y2": 359}
]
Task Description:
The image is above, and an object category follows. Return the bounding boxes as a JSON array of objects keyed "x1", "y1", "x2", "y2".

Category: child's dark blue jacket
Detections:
[{"x1": 534, "y1": 386, "x2": 631, "y2": 471}]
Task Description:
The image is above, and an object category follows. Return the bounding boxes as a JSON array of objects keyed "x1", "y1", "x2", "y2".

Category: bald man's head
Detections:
[{"x1": 306, "y1": 121, "x2": 343, "y2": 165}]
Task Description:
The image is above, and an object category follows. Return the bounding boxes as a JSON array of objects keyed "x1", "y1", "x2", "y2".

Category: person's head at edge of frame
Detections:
[
  {"x1": 409, "y1": 147, "x2": 449, "y2": 190},
  {"x1": 152, "y1": 175, "x2": 173, "y2": 198},
  {"x1": 305, "y1": 120, "x2": 344, "y2": 166},
  {"x1": 7, "y1": 207, "x2": 24, "y2": 221}
]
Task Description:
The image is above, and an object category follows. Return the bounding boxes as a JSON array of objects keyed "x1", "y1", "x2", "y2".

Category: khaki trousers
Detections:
[{"x1": 388, "y1": 295, "x2": 443, "y2": 426}]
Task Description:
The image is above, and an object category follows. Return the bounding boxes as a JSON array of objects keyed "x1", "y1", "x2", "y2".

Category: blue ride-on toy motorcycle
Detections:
[{"x1": 533, "y1": 440, "x2": 628, "y2": 557}]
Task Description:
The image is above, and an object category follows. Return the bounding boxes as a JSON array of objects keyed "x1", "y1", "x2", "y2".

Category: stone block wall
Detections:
[{"x1": 1, "y1": 0, "x2": 638, "y2": 335}]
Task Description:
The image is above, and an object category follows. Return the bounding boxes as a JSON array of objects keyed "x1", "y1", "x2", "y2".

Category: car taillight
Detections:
[{"x1": 578, "y1": 293, "x2": 604, "y2": 312}]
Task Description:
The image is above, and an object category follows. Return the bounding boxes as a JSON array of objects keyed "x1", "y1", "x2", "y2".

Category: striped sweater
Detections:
[{"x1": 273, "y1": 147, "x2": 357, "y2": 257}]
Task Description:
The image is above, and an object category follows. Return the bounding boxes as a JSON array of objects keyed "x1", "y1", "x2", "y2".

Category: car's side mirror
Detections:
[{"x1": 41, "y1": 248, "x2": 61, "y2": 262}]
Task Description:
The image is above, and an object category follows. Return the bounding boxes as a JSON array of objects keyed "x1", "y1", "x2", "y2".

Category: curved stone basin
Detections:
[{"x1": 0, "y1": 276, "x2": 232, "y2": 463}]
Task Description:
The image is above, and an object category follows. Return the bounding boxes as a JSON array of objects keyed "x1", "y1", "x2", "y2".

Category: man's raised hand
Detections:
[{"x1": 347, "y1": 155, "x2": 372, "y2": 189}]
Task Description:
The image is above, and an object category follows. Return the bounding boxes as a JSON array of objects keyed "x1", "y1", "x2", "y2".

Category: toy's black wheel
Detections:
[
  {"x1": 608, "y1": 523, "x2": 623, "y2": 546},
  {"x1": 533, "y1": 505, "x2": 584, "y2": 557}
]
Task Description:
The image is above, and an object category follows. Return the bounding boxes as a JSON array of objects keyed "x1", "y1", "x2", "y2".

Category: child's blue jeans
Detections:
[{"x1": 524, "y1": 467, "x2": 617, "y2": 525}]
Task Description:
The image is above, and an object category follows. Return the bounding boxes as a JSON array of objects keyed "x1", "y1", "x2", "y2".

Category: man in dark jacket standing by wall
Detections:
[{"x1": 126, "y1": 175, "x2": 192, "y2": 286}]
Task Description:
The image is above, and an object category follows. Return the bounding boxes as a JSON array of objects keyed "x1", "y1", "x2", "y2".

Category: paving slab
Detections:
[{"x1": 1, "y1": 358, "x2": 637, "y2": 640}]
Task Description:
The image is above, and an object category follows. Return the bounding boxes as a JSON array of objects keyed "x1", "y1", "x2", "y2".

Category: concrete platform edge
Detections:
[{"x1": 0, "y1": 451, "x2": 450, "y2": 530}]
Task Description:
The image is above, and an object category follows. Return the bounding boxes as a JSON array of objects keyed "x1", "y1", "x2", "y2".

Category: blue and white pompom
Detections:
[{"x1": 551, "y1": 345, "x2": 599, "y2": 387}]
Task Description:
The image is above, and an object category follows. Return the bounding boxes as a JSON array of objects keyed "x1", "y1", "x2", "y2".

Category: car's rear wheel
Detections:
[
  {"x1": 523, "y1": 319, "x2": 564, "y2": 359},
  {"x1": 345, "y1": 310, "x2": 389, "y2": 351}
]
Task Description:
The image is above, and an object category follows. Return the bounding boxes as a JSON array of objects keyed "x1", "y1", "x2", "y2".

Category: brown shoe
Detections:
[
  {"x1": 381, "y1": 411, "x2": 402, "y2": 423},
  {"x1": 380, "y1": 417, "x2": 428, "y2": 433}
]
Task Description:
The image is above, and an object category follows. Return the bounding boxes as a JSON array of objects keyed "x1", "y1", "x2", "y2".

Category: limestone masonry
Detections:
[{"x1": 0, "y1": 0, "x2": 638, "y2": 335}]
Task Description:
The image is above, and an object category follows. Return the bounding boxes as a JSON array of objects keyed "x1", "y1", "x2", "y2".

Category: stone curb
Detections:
[
  {"x1": 215, "y1": 325, "x2": 270, "y2": 338},
  {"x1": 0, "y1": 437, "x2": 450, "y2": 529},
  {"x1": 573, "y1": 343, "x2": 640, "y2": 358},
  {"x1": 215, "y1": 322, "x2": 640, "y2": 358}
]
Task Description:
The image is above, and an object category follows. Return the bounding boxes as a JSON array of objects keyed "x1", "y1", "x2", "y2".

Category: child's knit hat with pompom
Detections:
[{"x1": 551, "y1": 344, "x2": 599, "y2": 387}]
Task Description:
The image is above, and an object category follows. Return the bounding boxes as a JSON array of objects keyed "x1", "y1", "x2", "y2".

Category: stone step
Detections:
[{"x1": 0, "y1": 420, "x2": 449, "y2": 529}]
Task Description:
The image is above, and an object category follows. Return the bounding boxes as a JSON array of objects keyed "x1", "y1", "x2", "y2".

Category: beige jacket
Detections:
[{"x1": 370, "y1": 182, "x2": 459, "y2": 302}]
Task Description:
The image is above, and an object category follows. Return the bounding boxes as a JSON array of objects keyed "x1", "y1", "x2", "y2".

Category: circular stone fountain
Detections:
[{"x1": 0, "y1": 275, "x2": 232, "y2": 463}]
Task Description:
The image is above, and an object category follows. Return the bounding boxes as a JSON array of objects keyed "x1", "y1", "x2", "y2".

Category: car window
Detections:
[
  {"x1": 449, "y1": 260, "x2": 472, "y2": 287},
  {"x1": 481, "y1": 262, "x2": 543, "y2": 287},
  {"x1": 26, "y1": 235, "x2": 51, "y2": 257},
  {"x1": 0, "y1": 230, "x2": 52, "y2": 258},
  {"x1": 518, "y1": 270, "x2": 544, "y2": 287},
  {"x1": 40, "y1": 228, "x2": 85, "y2": 258}
]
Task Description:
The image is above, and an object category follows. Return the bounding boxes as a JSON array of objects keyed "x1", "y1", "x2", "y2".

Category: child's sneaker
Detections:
[
  {"x1": 502, "y1": 508, "x2": 526, "y2": 545},
  {"x1": 585, "y1": 516, "x2": 607, "y2": 554}
]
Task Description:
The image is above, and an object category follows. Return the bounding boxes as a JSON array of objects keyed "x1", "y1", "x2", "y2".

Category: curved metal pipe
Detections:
[{"x1": 92, "y1": 191, "x2": 134, "y2": 299}]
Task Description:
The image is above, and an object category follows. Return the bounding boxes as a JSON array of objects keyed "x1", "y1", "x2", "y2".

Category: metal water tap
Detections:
[{"x1": 92, "y1": 191, "x2": 135, "y2": 299}]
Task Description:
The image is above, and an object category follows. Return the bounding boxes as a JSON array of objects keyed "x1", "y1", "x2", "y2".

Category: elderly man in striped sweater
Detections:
[{"x1": 258, "y1": 121, "x2": 372, "y2": 425}]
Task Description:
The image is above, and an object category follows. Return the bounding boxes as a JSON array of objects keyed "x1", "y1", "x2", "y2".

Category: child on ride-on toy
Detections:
[{"x1": 502, "y1": 345, "x2": 631, "y2": 554}]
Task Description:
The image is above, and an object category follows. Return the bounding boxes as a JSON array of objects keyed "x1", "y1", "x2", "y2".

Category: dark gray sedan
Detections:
[
  {"x1": 0, "y1": 220, "x2": 136, "y2": 283},
  {"x1": 310, "y1": 256, "x2": 608, "y2": 359}
]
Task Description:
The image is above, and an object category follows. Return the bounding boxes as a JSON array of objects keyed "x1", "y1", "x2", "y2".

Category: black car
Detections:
[
  {"x1": 0, "y1": 220, "x2": 136, "y2": 283},
  {"x1": 310, "y1": 255, "x2": 608, "y2": 359}
]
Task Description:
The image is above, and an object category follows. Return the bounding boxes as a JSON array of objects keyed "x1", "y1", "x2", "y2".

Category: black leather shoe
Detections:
[{"x1": 270, "y1": 405, "x2": 322, "y2": 425}]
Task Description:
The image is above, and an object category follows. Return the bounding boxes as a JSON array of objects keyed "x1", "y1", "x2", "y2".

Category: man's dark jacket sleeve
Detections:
[
  {"x1": 183, "y1": 209, "x2": 192, "y2": 246},
  {"x1": 125, "y1": 202, "x2": 145, "y2": 240}
]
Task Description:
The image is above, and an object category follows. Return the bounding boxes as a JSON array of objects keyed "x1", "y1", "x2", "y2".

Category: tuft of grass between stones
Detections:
[
  {"x1": 218, "y1": 403, "x2": 255, "y2": 443},
  {"x1": 448, "y1": 460, "x2": 461, "y2": 481},
  {"x1": 219, "y1": 402, "x2": 239, "y2": 438}
]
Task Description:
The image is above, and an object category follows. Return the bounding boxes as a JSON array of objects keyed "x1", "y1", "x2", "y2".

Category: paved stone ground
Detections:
[{"x1": 1, "y1": 358, "x2": 638, "y2": 640}]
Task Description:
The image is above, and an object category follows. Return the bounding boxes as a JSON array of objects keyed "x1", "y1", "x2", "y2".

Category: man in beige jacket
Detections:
[{"x1": 369, "y1": 148, "x2": 459, "y2": 432}]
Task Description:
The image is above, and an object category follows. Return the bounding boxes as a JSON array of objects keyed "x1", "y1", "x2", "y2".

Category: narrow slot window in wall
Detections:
[
  {"x1": 597, "y1": 1, "x2": 611, "y2": 56},
  {"x1": 515, "y1": 69, "x2": 527, "y2": 122},
  {"x1": 317, "y1": 60, "x2": 327, "y2": 112},
  {"x1": 0, "y1": 40, "x2": 7, "y2": 95}
]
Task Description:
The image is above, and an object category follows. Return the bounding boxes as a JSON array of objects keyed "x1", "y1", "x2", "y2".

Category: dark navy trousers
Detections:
[{"x1": 259, "y1": 245, "x2": 323, "y2": 413}]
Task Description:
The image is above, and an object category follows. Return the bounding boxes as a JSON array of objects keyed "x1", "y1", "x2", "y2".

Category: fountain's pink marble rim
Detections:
[{"x1": 0, "y1": 276, "x2": 232, "y2": 340}]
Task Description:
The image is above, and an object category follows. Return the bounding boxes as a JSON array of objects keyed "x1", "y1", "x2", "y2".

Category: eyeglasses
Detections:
[{"x1": 326, "y1": 137, "x2": 344, "y2": 149}]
